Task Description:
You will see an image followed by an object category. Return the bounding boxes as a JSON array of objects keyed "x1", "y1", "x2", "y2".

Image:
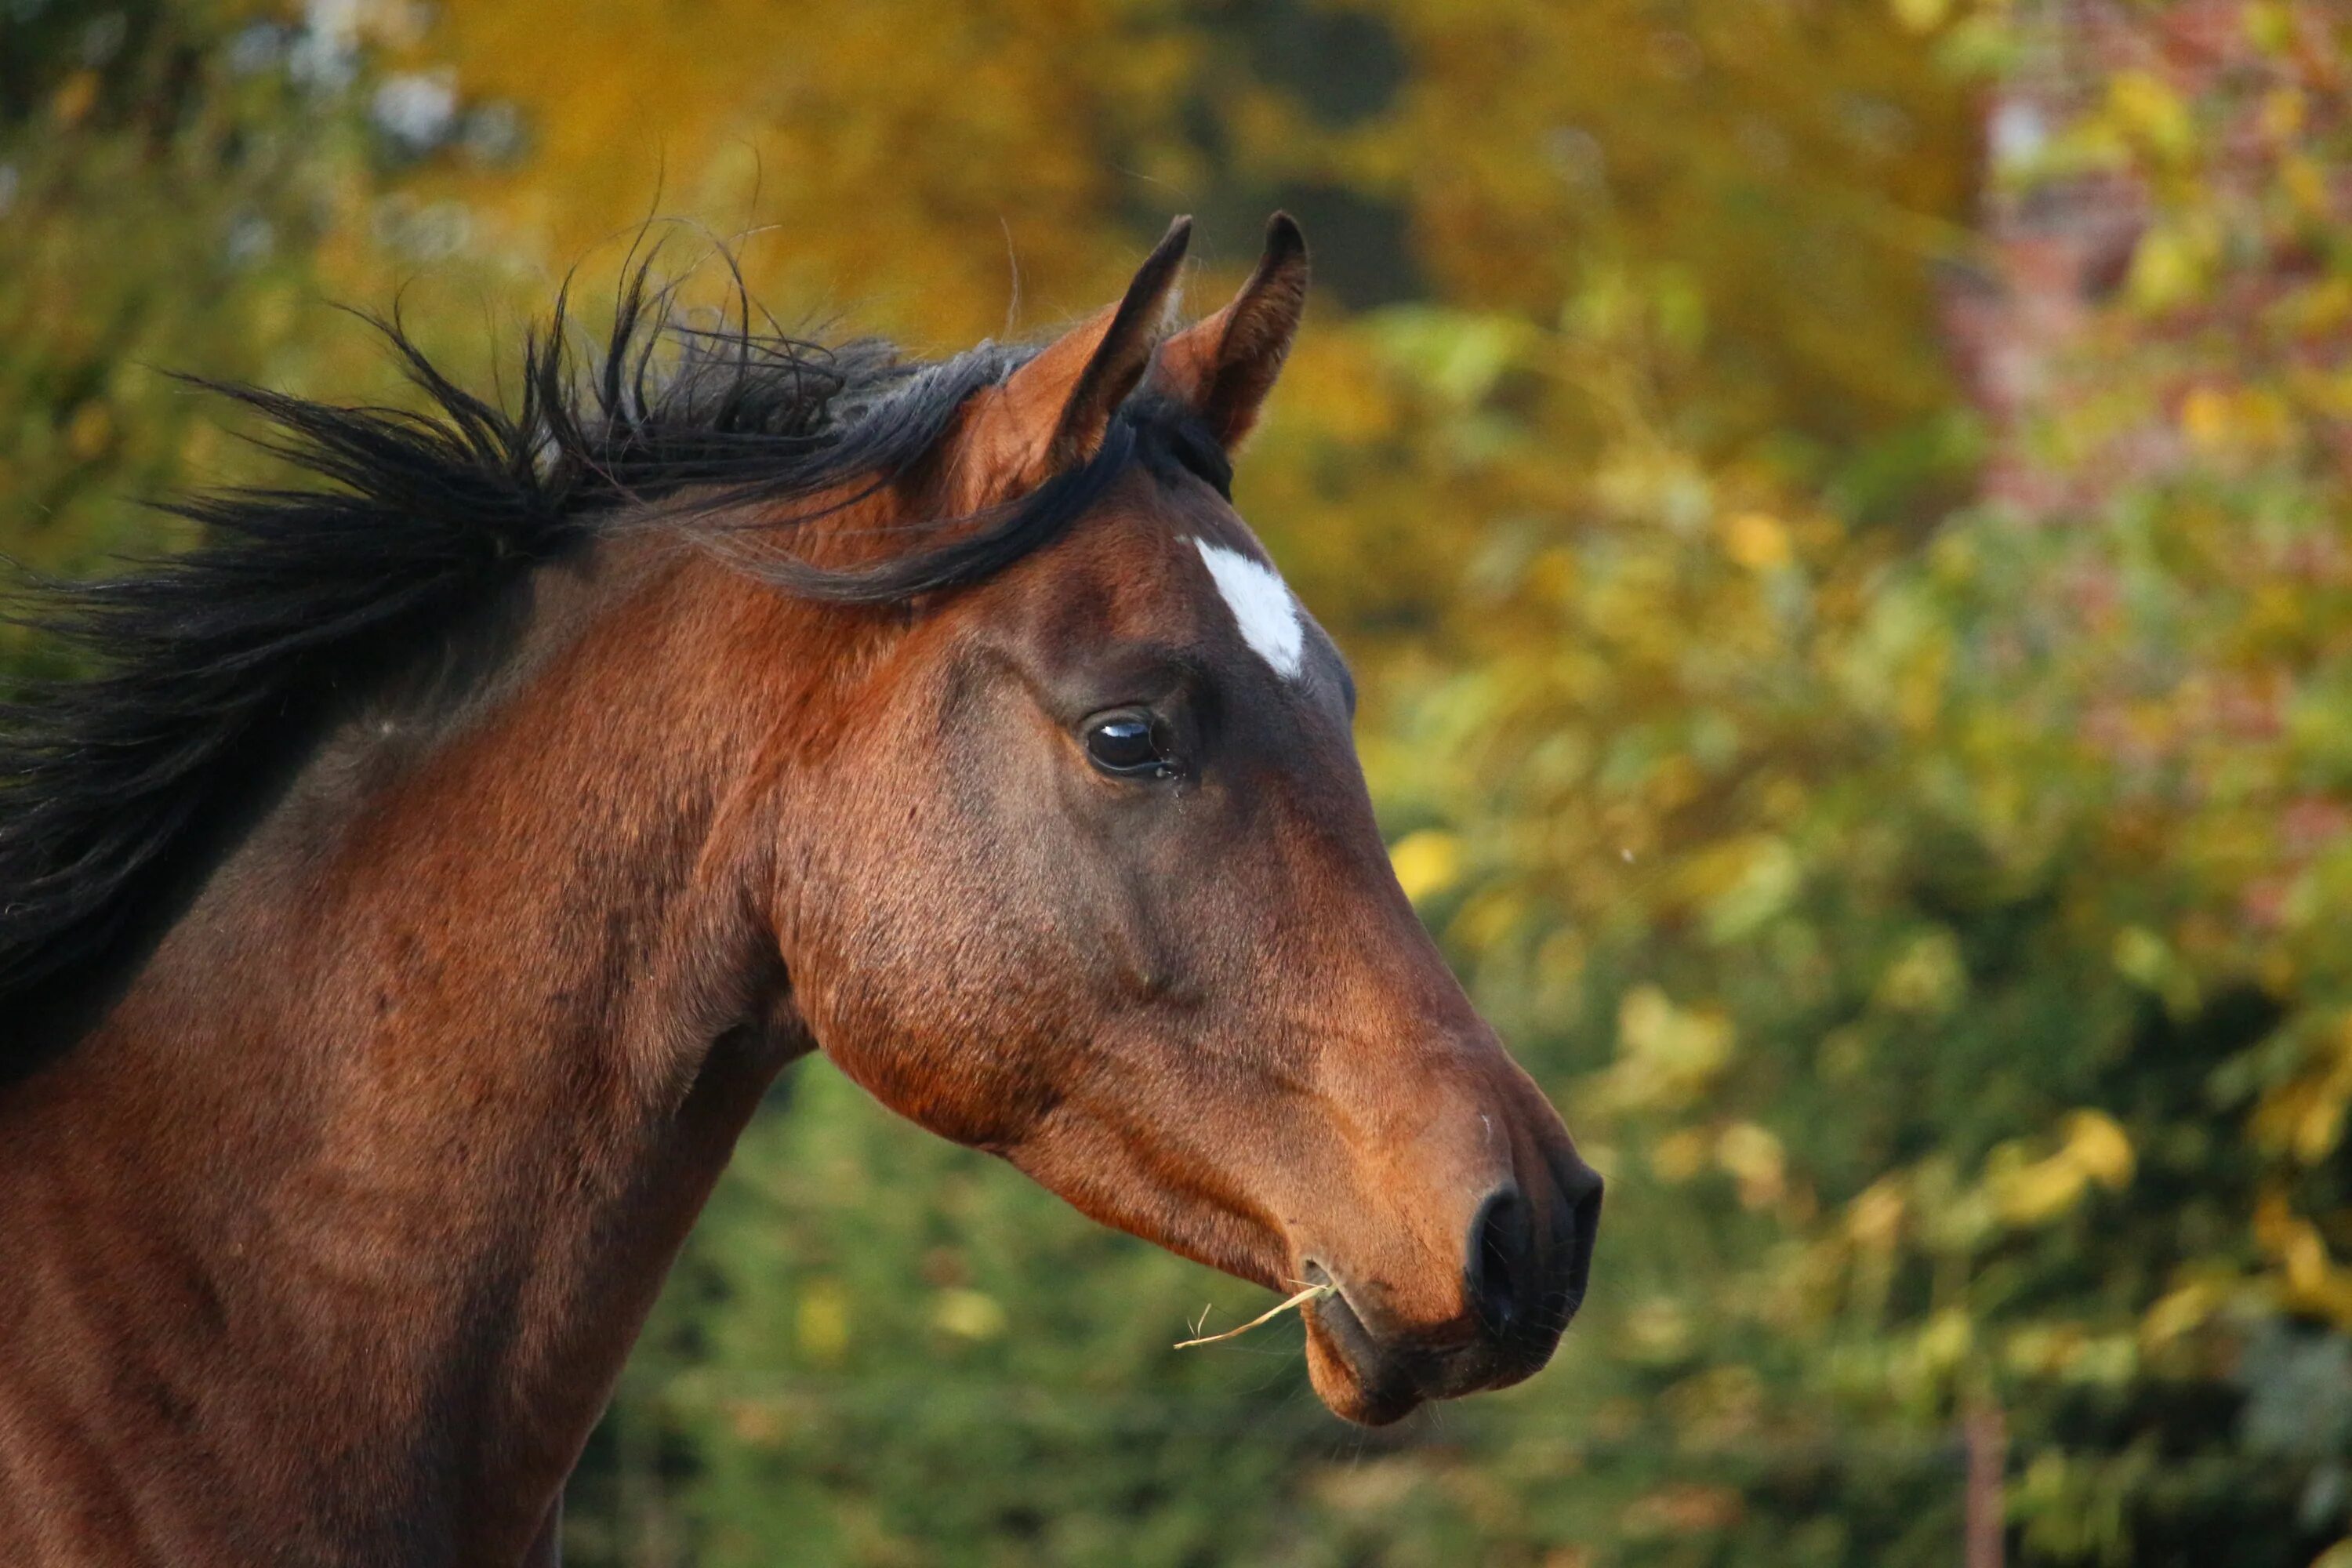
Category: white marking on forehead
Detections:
[{"x1": 1190, "y1": 537, "x2": 1305, "y2": 681}]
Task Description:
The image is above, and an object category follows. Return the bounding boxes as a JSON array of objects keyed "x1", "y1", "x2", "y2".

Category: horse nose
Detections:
[
  {"x1": 1467, "y1": 1186, "x2": 1534, "y2": 1334},
  {"x1": 1549, "y1": 1153, "x2": 1602, "y2": 1322},
  {"x1": 1466, "y1": 1156, "x2": 1602, "y2": 1342}
]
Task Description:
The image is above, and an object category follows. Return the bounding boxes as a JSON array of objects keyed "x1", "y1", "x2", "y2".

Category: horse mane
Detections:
[{"x1": 0, "y1": 259, "x2": 1225, "y2": 1043}]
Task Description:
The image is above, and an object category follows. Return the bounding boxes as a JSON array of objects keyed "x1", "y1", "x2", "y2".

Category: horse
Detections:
[{"x1": 0, "y1": 214, "x2": 1599, "y2": 1565}]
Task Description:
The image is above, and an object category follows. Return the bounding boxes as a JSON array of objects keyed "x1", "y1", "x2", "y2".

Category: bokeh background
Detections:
[{"x1": 7, "y1": 1, "x2": 2352, "y2": 1563}]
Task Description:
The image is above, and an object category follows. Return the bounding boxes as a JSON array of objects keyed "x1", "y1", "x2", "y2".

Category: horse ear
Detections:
[
  {"x1": 1149, "y1": 212, "x2": 1308, "y2": 449},
  {"x1": 955, "y1": 216, "x2": 1192, "y2": 496}
]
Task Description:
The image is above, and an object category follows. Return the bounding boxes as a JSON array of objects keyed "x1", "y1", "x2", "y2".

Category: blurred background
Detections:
[{"x1": 5, "y1": 1, "x2": 2351, "y2": 1563}]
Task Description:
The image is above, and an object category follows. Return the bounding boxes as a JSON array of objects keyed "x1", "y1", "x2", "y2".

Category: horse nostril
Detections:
[
  {"x1": 1468, "y1": 1187, "x2": 1530, "y2": 1334},
  {"x1": 1553, "y1": 1159, "x2": 1602, "y2": 1316}
]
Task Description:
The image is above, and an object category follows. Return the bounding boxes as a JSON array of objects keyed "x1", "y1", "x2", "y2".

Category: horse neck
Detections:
[{"x1": 0, "y1": 535, "x2": 822, "y2": 1563}]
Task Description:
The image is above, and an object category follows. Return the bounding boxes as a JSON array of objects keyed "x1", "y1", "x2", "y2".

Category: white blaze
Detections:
[{"x1": 1191, "y1": 537, "x2": 1305, "y2": 681}]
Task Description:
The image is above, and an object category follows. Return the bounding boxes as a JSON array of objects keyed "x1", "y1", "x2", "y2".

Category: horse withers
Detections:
[{"x1": 0, "y1": 215, "x2": 1599, "y2": 1564}]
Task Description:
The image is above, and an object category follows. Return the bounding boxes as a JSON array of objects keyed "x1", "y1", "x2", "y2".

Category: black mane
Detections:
[{"x1": 0, "y1": 264, "x2": 1223, "y2": 1049}]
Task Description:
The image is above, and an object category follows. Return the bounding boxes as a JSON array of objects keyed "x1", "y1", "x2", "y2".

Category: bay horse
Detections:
[{"x1": 0, "y1": 216, "x2": 1599, "y2": 1565}]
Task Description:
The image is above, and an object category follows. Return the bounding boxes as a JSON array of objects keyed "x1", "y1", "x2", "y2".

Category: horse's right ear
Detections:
[
  {"x1": 1147, "y1": 212, "x2": 1308, "y2": 449},
  {"x1": 949, "y1": 216, "x2": 1192, "y2": 502}
]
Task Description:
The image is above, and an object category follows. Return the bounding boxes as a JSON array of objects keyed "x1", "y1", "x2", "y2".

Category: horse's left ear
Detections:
[
  {"x1": 951, "y1": 216, "x2": 1192, "y2": 500},
  {"x1": 1149, "y1": 212, "x2": 1309, "y2": 448}
]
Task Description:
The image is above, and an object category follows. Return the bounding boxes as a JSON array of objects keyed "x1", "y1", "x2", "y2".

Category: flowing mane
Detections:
[{"x1": 0, "y1": 263, "x2": 1226, "y2": 1052}]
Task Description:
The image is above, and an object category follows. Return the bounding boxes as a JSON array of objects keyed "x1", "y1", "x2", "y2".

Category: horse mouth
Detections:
[
  {"x1": 1297, "y1": 1263, "x2": 1446, "y2": 1426},
  {"x1": 1296, "y1": 1232, "x2": 1592, "y2": 1426}
]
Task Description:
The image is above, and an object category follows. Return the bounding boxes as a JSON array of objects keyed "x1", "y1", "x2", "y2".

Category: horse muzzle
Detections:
[{"x1": 1297, "y1": 1146, "x2": 1602, "y2": 1425}]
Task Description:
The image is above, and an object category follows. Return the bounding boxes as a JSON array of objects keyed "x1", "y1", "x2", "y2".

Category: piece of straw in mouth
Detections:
[{"x1": 1173, "y1": 1282, "x2": 1337, "y2": 1349}]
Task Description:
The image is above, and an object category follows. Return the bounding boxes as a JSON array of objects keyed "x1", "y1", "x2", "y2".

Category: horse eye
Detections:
[{"x1": 1083, "y1": 712, "x2": 1174, "y2": 779}]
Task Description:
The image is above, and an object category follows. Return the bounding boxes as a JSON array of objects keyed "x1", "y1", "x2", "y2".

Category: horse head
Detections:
[{"x1": 775, "y1": 217, "x2": 1599, "y2": 1424}]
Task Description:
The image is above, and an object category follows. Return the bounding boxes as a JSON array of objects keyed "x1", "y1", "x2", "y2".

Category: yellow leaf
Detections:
[
  {"x1": 1875, "y1": 929, "x2": 1965, "y2": 1016},
  {"x1": 2107, "y1": 70, "x2": 2193, "y2": 157},
  {"x1": 2283, "y1": 1219, "x2": 2331, "y2": 1297},
  {"x1": 64, "y1": 402, "x2": 112, "y2": 462},
  {"x1": 2062, "y1": 1110, "x2": 2135, "y2": 1190},
  {"x1": 1389, "y1": 829, "x2": 1464, "y2": 904},
  {"x1": 1716, "y1": 1122, "x2": 1786, "y2": 1209},
  {"x1": 2140, "y1": 1282, "x2": 2219, "y2": 1346},
  {"x1": 796, "y1": 1279, "x2": 851, "y2": 1364},
  {"x1": 1722, "y1": 510, "x2": 1793, "y2": 572},
  {"x1": 1651, "y1": 1128, "x2": 1709, "y2": 1183},
  {"x1": 932, "y1": 1287, "x2": 1007, "y2": 1341},
  {"x1": 1846, "y1": 1180, "x2": 1907, "y2": 1251},
  {"x1": 2180, "y1": 387, "x2": 2232, "y2": 449},
  {"x1": 1917, "y1": 1308, "x2": 1973, "y2": 1372},
  {"x1": 1610, "y1": 987, "x2": 1737, "y2": 1111},
  {"x1": 1994, "y1": 1154, "x2": 2087, "y2": 1226},
  {"x1": 2129, "y1": 230, "x2": 2202, "y2": 312},
  {"x1": 52, "y1": 70, "x2": 98, "y2": 128},
  {"x1": 1889, "y1": 0, "x2": 1951, "y2": 34},
  {"x1": 2260, "y1": 86, "x2": 2307, "y2": 140},
  {"x1": 2285, "y1": 153, "x2": 2331, "y2": 218}
]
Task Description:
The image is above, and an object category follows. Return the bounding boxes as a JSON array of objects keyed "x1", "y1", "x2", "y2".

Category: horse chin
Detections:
[{"x1": 1301, "y1": 1291, "x2": 1427, "y2": 1427}]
